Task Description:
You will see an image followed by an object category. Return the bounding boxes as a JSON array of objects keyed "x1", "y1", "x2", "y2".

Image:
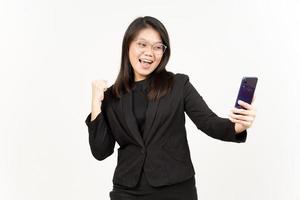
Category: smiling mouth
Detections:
[{"x1": 139, "y1": 59, "x2": 153, "y2": 65}]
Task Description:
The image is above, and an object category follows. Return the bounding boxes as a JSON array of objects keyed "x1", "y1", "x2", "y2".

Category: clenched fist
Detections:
[
  {"x1": 92, "y1": 80, "x2": 108, "y2": 102},
  {"x1": 91, "y1": 80, "x2": 108, "y2": 121}
]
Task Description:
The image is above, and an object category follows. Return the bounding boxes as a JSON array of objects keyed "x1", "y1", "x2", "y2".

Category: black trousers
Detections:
[{"x1": 109, "y1": 175, "x2": 198, "y2": 200}]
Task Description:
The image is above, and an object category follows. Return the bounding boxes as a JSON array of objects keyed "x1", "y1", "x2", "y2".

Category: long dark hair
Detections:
[{"x1": 112, "y1": 16, "x2": 174, "y2": 101}]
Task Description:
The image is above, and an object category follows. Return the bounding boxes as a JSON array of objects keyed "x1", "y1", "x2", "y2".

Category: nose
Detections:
[{"x1": 143, "y1": 47, "x2": 154, "y2": 57}]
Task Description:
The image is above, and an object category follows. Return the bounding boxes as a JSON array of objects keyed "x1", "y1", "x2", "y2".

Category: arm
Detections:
[
  {"x1": 183, "y1": 75, "x2": 247, "y2": 143},
  {"x1": 85, "y1": 87, "x2": 116, "y2": 161}
]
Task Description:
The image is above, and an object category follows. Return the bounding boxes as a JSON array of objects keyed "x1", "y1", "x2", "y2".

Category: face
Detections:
[{"x1": 129, "y1": 28, "x2": 164, "y2": 81}]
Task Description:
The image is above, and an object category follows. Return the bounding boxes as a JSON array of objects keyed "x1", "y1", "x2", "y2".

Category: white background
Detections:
[{"x1": 1, "y1": 0, "x2": 299, "y2": 199}]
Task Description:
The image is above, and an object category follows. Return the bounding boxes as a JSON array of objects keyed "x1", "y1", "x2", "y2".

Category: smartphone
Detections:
[{"x1": 235, "y1": 77, "x2": 258, "y2": 109}]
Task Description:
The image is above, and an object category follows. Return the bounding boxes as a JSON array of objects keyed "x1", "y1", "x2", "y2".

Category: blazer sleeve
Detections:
[
  {"x1": 85, "y1": 97, "x2": 116, "y2": 160},
  {"x1": 183, "y1": 75, "x2": 247, "y2": 143}
]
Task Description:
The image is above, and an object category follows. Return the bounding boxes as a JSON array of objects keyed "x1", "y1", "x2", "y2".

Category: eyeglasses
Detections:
[{"x1": 134, "y1": 39, "x2": 167, "y2": 56}]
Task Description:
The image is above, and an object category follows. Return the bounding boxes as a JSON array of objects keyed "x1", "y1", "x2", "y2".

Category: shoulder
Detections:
[
  {"x1": 170, "y1": 72, "x2": 190, "y2": 85},
  {"x1": 164, "y1": 72, "x2": 191, "y2": 93},
  {"x1": 174, "y1": 73, "x2": 189, "y2": 80}
]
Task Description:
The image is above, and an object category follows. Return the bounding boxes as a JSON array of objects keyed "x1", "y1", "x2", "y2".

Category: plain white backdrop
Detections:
[{"x1": 1, "y1": 0, "x2": 299, "y2": 199}]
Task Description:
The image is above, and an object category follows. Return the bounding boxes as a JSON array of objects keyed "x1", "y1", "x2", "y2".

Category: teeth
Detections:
[{"x1": 140, "y1": 58, "x2": 153, "y2": 64}]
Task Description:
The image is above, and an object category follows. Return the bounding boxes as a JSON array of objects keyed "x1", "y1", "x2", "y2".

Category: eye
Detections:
[
  {"x1": 137, "y1": 41, "x2": 147, "y2": 48},
  {"x1": 153, "y1": 44, "x2": 164, "y2": 51}
]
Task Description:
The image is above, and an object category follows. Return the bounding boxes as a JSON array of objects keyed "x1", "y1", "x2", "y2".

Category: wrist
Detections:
[{"x1": 234, "y1": 124, "x2": 246, "y2": 134}]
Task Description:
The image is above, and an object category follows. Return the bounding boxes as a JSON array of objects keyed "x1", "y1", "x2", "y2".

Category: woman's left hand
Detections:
[{"x1": 229, "y1": 100, "x2": 257, "y2": 134}]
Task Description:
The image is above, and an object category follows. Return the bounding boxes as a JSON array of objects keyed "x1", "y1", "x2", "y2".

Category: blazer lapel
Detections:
[
  {"x1": 143, "y1": 99, "x2": 160, "y2": 146},
  {"x1": 122, "y1": 91, "x2": 144, "y2": 147},
  {"x1": 121, "y1": 90, "x2": 160, "y2": 147}
]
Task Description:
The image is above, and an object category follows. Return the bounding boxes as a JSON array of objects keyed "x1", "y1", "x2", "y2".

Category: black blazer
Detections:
[{"x1": 85, "y1": 73, "x2": 247, "y2": 188}]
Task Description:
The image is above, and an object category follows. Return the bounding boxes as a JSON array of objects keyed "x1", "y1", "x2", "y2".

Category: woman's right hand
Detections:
[
  {"x1": 91, "y1": 80, "x2": 108, "y2": 121},
  {"x1": 92, "y1": 80, "x2": 108, "y2": 102}
]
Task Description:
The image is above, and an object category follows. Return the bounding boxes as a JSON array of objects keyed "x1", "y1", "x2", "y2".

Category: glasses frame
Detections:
[{"x1": 133, "y1": 39, "x2": 167, "y2": 56}]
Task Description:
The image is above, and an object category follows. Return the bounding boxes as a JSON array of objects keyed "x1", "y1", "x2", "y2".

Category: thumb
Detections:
[{"x1": 103, "y1": 80, "x2": 108, "y2": 91}]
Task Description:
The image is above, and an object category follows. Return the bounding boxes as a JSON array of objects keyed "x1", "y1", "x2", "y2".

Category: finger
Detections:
[
  {"x1": 229, "y1": 109, "x2": 256, "y2": 120},
  {"x1": 228, "y1": 117, "x2": 251, "y2": 127},
  {"x1": 103, "y1": 87, "x2": 108, "y2": 91},
  {"x1": 99, "y1": 93, "x2": 104, "y2": 101},
  {"x1": 237, "y1": 100, "x2": 253, "y2": 110},
  {"x1": 102, "y1": 80, "x2": 108, "y2": 91},
  {"x1": 103, "y1": 80, "x2": 108, "y2": 86},
  {"x1": 237, "y1": 106, "x2": 257, "y2": 114},
  {"x1": 228, "y1": 116, "x2": 235, "y2": 123},
  {"x1": 232, "y1": 108, "x2": 245, "y2": 115},
  {"x1": 232, "y1": 108, "x2": 250, "y2": 115},
  {"x1": 229, "y1": 112, "x2": 254, "y2": 122}
]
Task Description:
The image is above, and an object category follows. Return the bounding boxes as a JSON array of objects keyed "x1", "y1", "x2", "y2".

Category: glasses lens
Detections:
[
  {"x1": 137, "y1": 41, "x2": 147, "y2": 49},
  {"x1": 135, "y1": 40, "x2": 166, "y2": 55},
  {"x1": 153, "y1": 44, "x2": 166, "y2": 55}
]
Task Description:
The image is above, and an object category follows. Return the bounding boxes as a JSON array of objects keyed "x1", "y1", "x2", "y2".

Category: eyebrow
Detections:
[{"x1": 137, "y1": 37, "x2": 163, "y2": 44}]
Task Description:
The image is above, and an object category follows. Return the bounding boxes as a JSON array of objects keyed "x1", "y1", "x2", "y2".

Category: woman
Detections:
[{"x1": 85, "y1": 16, "x2": 256, "y2": 200}]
